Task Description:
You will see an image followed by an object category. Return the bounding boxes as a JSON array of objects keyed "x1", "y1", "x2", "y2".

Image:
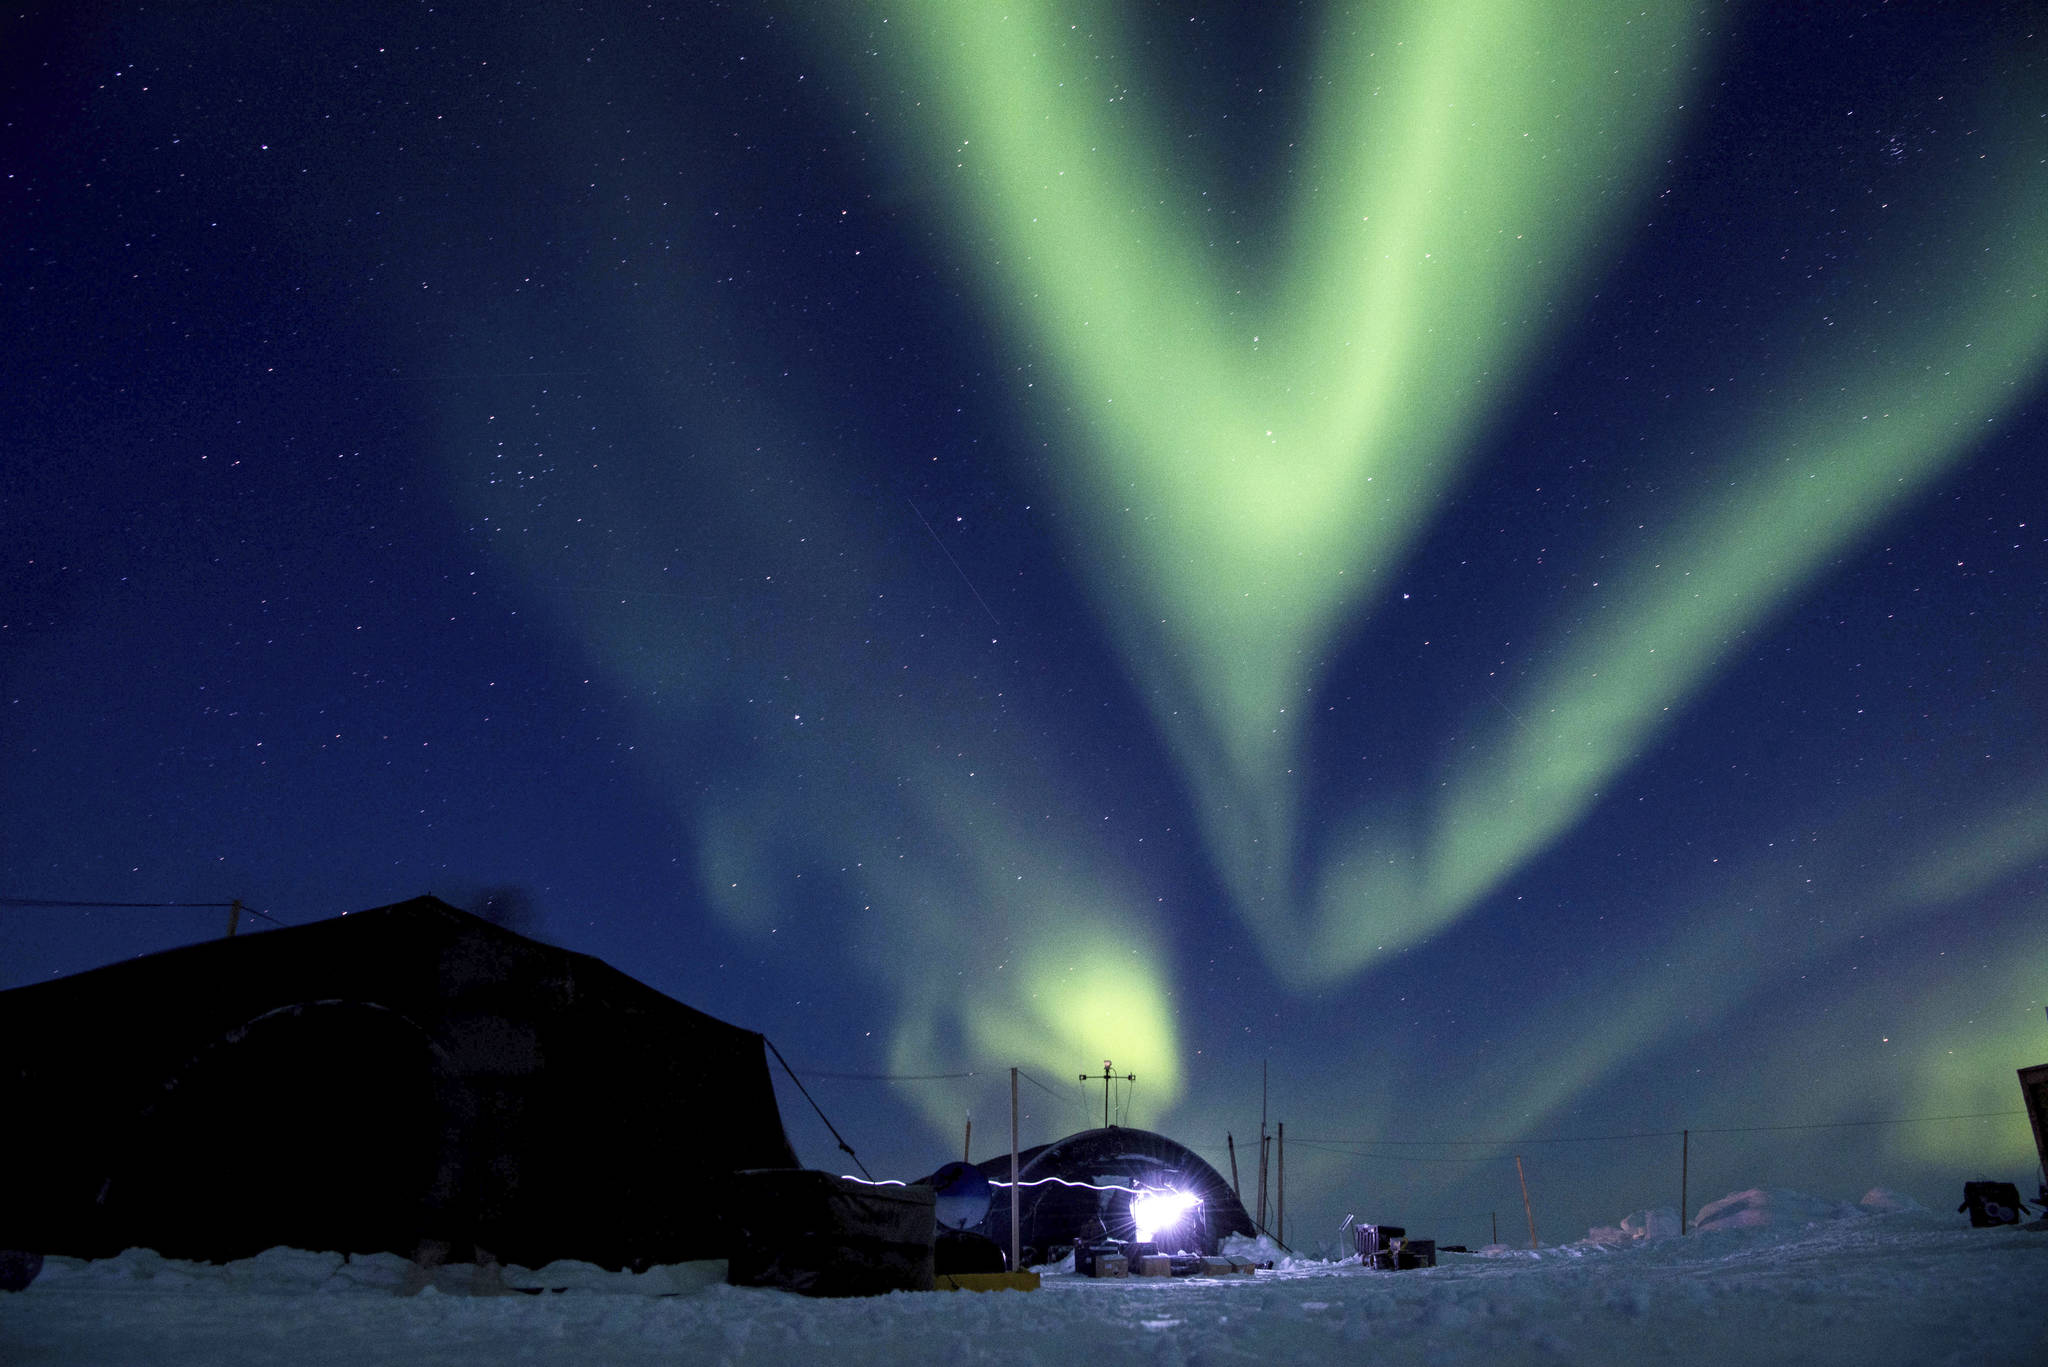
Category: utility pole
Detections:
[
  {"x1": 1277, "y1": 1121, "x2": 1285, "y2": 1245},
  {"x1": 1257, "y1": 1061, "x2": 1269, "y2": 1234},
  {"x1": 1680, "y1": 1129, "x2": 1690, "y2": 1236},
  {"x1": 225, "y1": 898, "x2": 243, "y2": 938},
  {"x1": 1257, "y1": 1133, "x2": 1269, "y2": 1234},
  {"x1": 1010, "y1": 1069, "x2": 1021, "y2": 1274},
  {"x1": 1516, "y1": 1155, "x2": 1538, "y2": 1249},
  {"x1": 1081, "y1": 1060, "x2": 1134, "y2": 1129}
]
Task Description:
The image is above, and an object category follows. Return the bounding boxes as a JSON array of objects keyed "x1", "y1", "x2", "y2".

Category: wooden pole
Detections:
[
  {"x1": 1228, "y1": 1132, "x2": 1241, "y2": 1203},
  {"x1": 1258, "y1": 1062, "x2": 1268, "y2": 1229},
  {"x1": 964, "y1": 1116, "x2": 972, "y2": 1166},
  {"x1": 1516, "y1": 1155, "x2": 1537, "y2": 1248},
  {"x1": 1680, "y1": 1129, "x2": 1689, "y2": 1236},
  {"x1": 1492, "y1": 1211, "x2": 1498, "y2": 1247},
  {"x1": 226, "y1": 898, "x2": 242, "y2": 938},
  {"x1": 1010, "y1": 1068, "x2": 1021, "y2": 1273},
  {"x1": 1245, "y1": 1131, "x2": 1261, "y2": 1229},
  {"x1": 1277, "y1": 1122, "x2": 1285, "y2": 1246}
]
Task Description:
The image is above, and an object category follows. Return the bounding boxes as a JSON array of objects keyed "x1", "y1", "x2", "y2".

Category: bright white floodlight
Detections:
[{"x1": 1131, "y1": 1188, "x2": 1201, "y2": 1244}]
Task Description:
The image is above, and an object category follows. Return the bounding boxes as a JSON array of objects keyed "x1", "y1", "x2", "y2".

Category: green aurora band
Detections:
[
  {"x1": 446, "y1": 3, "x2": 2048, "y2": 1162},
  {"x1": 843, "y1": 1, "x2": 2048, "y2": 987},
  {"x1": 436, "y1": 9, "x2": 1197, "y2": 1132},
  {"x1": 448, "y1": 346, "x2": 1194, "y2": 1130}
]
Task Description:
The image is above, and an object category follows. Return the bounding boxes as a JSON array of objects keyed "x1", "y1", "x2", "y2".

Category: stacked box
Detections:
[
  {"x1": 1134, "y1": 1254, "x2": 1171, "y2": 1277},
  {"x1": 1355, "y1": 1223, "x2": 1404, "y2": 1271},
  {"x1": 1396, "y1": 1239, "x2": 1436, "y2": 1269},
  {"x1": 1073, "y1": 1243, "x2": 1122, "y2": 1276},
  {"x1": 1195, "y1": 1255, "x2": 1255, "y2": 1276}
]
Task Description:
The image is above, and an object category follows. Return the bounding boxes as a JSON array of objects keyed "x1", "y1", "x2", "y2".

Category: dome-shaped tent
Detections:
[{"x1": 973, "y1": 1127, "x2": 1253, "y2": 1262}]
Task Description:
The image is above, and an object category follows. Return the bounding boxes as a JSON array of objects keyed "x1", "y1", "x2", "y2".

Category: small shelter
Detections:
[
  {"x1": 0, "y1": 895, "x2": 798, "y2": 1269},
  {"x1": 2021, "y1": 1063, "x2": 2048, "y2": 1193},
  {"x1": 972, "y1": 1127, "x2": 1254, "y2": 1262}
]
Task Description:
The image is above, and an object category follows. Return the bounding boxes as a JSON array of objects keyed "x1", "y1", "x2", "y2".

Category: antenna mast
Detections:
[{"x1": 1081, "y1": 1059, "x2": 1135, "y2": 1128}]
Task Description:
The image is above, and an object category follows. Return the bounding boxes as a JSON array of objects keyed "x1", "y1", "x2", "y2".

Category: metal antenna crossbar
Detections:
[{"x1": 1081, "y1": 1059, "x2": 1136, "y2": 1129}]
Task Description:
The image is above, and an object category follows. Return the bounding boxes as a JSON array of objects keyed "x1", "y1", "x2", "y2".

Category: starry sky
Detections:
[{"x1": 5, "y1": 1, "x2": 2046, "y2": 1249}]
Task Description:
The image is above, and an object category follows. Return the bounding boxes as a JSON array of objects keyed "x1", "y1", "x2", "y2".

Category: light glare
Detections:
[{"x1": 1131, "y1": 1187, "x2": 1201, "y2": 1244}]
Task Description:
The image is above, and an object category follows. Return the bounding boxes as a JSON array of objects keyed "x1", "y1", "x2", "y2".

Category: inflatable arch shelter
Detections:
[{"x1": 966, "y1": 1126, "x2": 1256, "y2": 1265}]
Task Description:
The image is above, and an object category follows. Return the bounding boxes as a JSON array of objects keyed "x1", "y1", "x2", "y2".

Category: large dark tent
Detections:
[
  {"x1": 0, "y1": 895, "x2": 798, "y2": 1269},
  {"x1": 972, "y1": 1127, "x2": 1255, "y2": 1263}
]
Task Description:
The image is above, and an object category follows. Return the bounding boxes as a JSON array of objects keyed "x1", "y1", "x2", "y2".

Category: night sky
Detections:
[{"x1": 6, "y1": 2, "x2": 2045, "y2": 1249}]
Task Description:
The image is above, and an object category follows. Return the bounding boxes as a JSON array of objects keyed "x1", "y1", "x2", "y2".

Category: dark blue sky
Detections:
[{"x1": 5, "y1": 2, "x2": 2044, "y2": 1246}]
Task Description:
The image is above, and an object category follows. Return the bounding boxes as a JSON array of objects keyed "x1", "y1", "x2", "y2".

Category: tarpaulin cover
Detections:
[
  {"x1": 0, "y1": 896, "x2": 798, "y2": 1269},
  {"x1": 725, "y1": 1170, "x2": 936, "y2": 1296}
]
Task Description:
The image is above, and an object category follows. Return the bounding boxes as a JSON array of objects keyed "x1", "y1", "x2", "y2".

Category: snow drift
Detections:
[{"x1": 3, "y1": 1189, "x2": 2043, "y2": 1366}]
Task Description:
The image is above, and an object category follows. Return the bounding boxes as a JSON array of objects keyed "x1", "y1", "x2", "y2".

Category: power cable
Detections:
[
  {"x1": 1303, "y1": 1129, "x2": 1681, "y2": 1148},
  {"x1": 1014, "y1": 1067, "x2": 1093, "y2": 1131},
  {"x1": 907, "y1": 499, "x2": 1002, "y2": 628},
  {"x1": 764, "y1": 1037, "x2": 873, "y2": 1180},
  {"x1": 1292, "y1": 1139, "x2": 1518, "y2": 1166},
  {"x1": 1299, "y1": 1109, "x2": 2027, "y2": 1152},
  {"x1": 2, "y1": 897, "x2": 287, "y2": 927},
  {"x1": 792, "y1": 1069, "x2": 979, "y2": 1081},
  {"x1": 3, "y1": 897, "x2": 237, "y2": 908},
  {"x1": 1689, "y1": 1110, "x2": 2025, "y2": 1136},
  {"x1": 1013, "y1": 1067, "x2": 1072, "y2": 1106}
]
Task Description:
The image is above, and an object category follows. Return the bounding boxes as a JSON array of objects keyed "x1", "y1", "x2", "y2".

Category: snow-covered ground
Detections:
[{"x1": 4, "y1": 1189, "x2": 2043, "y2": 1366}]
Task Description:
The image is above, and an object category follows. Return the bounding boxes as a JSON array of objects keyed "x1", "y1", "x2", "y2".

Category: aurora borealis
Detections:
[{"x1": 5, "y1": 2, "x2": 2045, "y2": 1245}]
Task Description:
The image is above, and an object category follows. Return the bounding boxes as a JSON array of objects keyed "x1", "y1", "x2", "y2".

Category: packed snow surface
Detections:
[{"x1": 5, "y1": 1189, "x2": 2043, "y2": 1366}]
